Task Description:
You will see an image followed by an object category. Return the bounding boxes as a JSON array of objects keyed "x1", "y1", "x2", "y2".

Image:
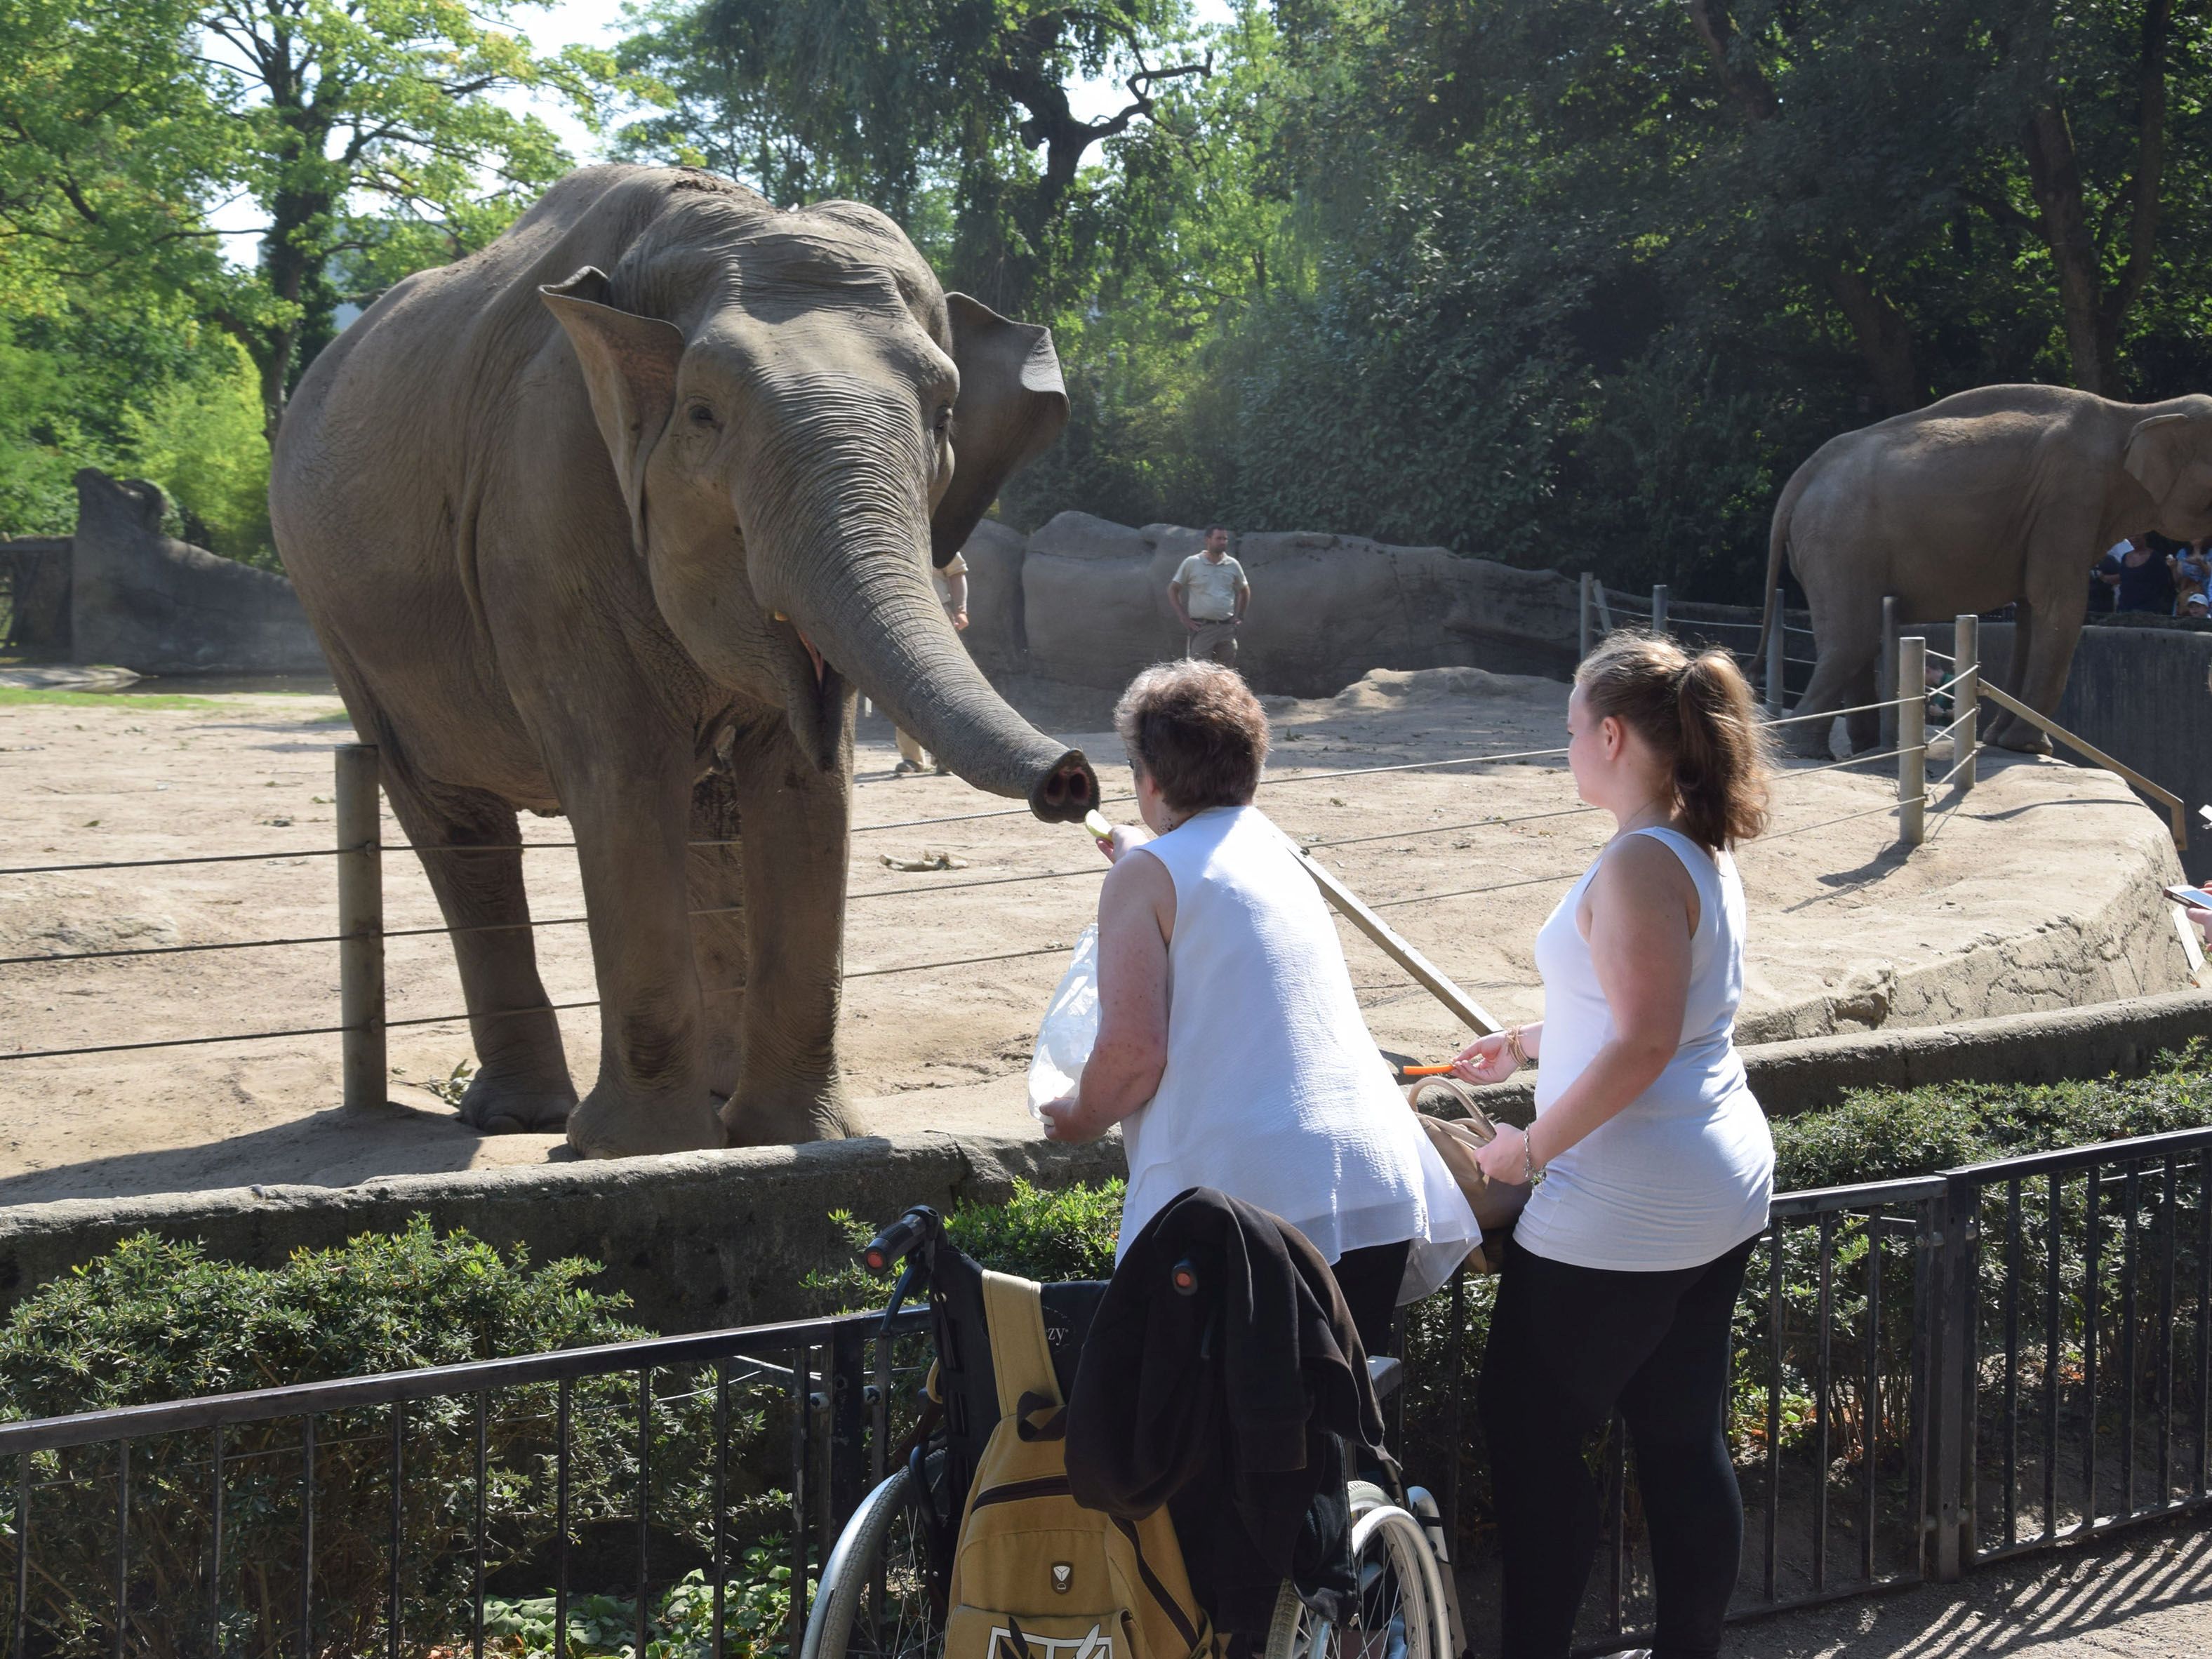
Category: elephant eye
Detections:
[
  {"x1": 688, "y1": 402, "x2": 719, "y2": 428},
  {"x1": 933, "y1": 403, "x2": 954, "y2": 437}
]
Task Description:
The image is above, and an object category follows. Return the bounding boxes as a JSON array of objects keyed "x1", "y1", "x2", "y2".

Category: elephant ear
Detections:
[
  {"x1": 2123, "y1": 411, "x2": 2197, "y2": 507},
  {"x1": 931, "y1": 293, "x2": 1070, "y2": 567},
  {"x1": 541, "y1": 267, "x2": 687, "y2": 555}
]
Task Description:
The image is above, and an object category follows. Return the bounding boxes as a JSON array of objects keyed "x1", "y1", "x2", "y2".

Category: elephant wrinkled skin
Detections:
[
  {"x1": 1758, "y1": 385, "x2": 2212, "y2": 757},
  {"x1": 270, "y1": 165, "x2": 1099, "y2": 1156}
]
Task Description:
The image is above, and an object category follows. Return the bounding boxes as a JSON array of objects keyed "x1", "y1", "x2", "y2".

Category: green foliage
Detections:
[
  {"x1": 485, "y1": 1556, "x2": 795, "y2": 1659},
  {"x1": 117, "y1": 337, "x2": 275, "y2": 564},
  {"x1": 802, "y1": 1179, "x2": 1128, "y2": 1315},
  {"x1": 0, "y1": 689, "x2": 221, "y2": 709}
]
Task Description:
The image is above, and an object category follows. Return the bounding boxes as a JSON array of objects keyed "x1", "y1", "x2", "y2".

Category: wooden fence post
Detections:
[
  {"x1": 1954, "y1": 613, "x2": 1978, "y2": 795},
  {"x1": 1579, "y1": 572, "x2": 1593, "y2": 662},
  {"x1": 1766, "y1": 597, "x2": 1787, "y2": 717},
  {"x1": 335, "y1": 743, "x2": 386, "y2": 1111},
  {"x1": 1898, "y1": 636, "x2": 1926, "y2": 848}
]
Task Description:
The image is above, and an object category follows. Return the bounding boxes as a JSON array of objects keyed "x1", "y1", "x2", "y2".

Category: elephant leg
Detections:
[
  {"x1": 719, "y1": 707, "x2": 861, "y2": 1145},
  {"x1": 557, "y1": 733, "x2": 727, "y2": 1159},
  {"x1": 380, "y1": 767, "x2": 576, "y2": 1133},
  {"x1": 687, "y1": 766, "x2": 747, "y2": 1105},
  {"x1": 1785, "y1": 629, "x2": 1877, "y2": 761},
  {"x1": 1992, "y1": 601, "x2": 2056, "y2": 754},
  {"x1": 1844, "y1": 663, "x2": 1881, "y2": 756}
]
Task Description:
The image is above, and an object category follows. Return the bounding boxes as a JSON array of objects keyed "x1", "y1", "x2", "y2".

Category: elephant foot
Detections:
[
  {"x1": 1783, "y1": 725, "x2": 1833, "y2": 762},
  {"x1": 1995, "y1": 723, "x2": 2053, "y2": 756},
  {"x1": 458, "y1": 1067, "x2": 576, "y2": 1135},
  {"x1": 720, "y1": 1080, "x2": 861, "y2": 1147},
  {"x1": 565, "y1": 1086, "x2": 727, "y2": 1159}
]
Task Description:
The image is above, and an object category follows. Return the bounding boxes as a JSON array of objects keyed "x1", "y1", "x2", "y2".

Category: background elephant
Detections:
[
  {"x1": 270, "y1": 165, "x2": 1099, "y2": 1157},
  {"x1": 1757, "y1": 386, "x2": 2212, "y2": 757}
]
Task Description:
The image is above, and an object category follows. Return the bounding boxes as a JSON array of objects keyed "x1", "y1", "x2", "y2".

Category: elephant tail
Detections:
[{"x1": 1754, "y1": 463, "x2": 1811, "y2": 698}]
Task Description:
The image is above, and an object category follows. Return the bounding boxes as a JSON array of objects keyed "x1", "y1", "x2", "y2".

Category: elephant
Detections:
[
  {"x1": 269, "y1": 164, "x2": 1100, "y2": 1157},
  {"x1": 1756, "y1": 385, "x2": 2212, "y2": 757}
]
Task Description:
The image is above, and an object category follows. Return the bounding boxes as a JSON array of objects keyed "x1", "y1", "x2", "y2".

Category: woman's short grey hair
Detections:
[{"x1": 1114, "y1": 661, "x2": 1270, "y2": 813}]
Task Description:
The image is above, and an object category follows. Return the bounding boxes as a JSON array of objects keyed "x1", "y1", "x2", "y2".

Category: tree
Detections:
[
  {"x1": 613, "y1": 0, "x2": 1213, "y2": 314},
  {"x1": 1, "y1": 0, "x2": 616, "y2": 441}
]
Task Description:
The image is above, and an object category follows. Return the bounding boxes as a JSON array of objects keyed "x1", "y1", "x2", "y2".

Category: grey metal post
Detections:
[
  {"x1": 1929, "y1": 1173, "x2": 1978, "y2": 1580},
  {"x1": 335, "y1": 744, "x2": 386, "y2": 1111},
  {"x1": 1953, "y1": 613, "x2": 1978, "y2": 794},
  {"x1": 1579, "y1": 573, "x2": 1593, "y2": 662},
  {"x1": 1766, "y1": 600, "x2": 1787, "y2": 717},
  {"x1": 1898, "y1": 636, "x2": 1926, "y2": 847},
  {"x1": 1880, "y1": 595, "x2": 1900, "y2": 750},
  {"x1": 1651, "y1": 583, "x2": 1669, "y2": 637}
]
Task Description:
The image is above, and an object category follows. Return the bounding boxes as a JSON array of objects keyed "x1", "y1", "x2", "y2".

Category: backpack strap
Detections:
[{"x1": 980, "y1": 1270, "x2": 1062, "y2": 1420}]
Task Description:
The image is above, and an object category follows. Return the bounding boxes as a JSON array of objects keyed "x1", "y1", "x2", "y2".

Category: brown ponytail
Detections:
[{"x1": 1576, "y1": 631, "x2": 1772, "y2": 849}]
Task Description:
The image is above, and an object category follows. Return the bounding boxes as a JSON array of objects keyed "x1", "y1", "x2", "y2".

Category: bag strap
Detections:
[{"x1": 981, "y1": 1270, "x2": 1062, "y2": 1420}]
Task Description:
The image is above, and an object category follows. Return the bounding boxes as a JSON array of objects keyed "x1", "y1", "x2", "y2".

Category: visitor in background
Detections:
[
  {"x1": 1448, "y1": 631, "x2": 1776, "y2": 1659},
  {"x1": 1169, "y1": 526, "x2": 1250, "y2": 667},
  {"x1": 1038, "y1": 659, "x2": 1478, "y2": 1352},
  {"x1": 2096, "y1": 537, "x2": 2175, "y2": 615},
  {"x1": 893, "y1": 552, "x2": 970, "y2": 776},
  {"x1": 2173, "y1": 538, "x2": 2212, "y2": 615}
]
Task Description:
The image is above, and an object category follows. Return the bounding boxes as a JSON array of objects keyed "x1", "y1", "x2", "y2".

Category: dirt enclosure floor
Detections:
[{"x1": 0, "y1": 668, "x2": 2194, "y2": 1204}]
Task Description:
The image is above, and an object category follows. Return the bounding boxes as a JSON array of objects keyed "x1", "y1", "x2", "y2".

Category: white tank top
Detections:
[
  {"x1": 1116, "y1": 805, "x2": 1481, "y2": 1301},
  {"x1": 1514, "y1": 826, "x2": 1775, "y2": 1272}
]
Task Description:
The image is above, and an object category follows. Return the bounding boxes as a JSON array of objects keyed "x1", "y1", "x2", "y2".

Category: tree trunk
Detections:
[{"x1": 2021, "y1": 102, "x2": 2114, "y2": 394}]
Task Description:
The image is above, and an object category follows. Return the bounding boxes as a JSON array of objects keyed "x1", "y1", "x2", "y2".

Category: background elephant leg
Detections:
[
  {"x1": 380, "y1": 768, "x2": 575, "y2": 1132},
  {"x1": 1785, "y1": 639, "x2": 1872, "y2": 759},
  {"x1": 687, "y1": 766, "x2": 747, "y2": 1105},
  {"x1": 557, "y1": 739, "x2": 726, "y2": 1157},
  {"x1": 2003, "y1": 590, "x2": 2084, "y2": 754},
  {"x1": 720, "y1": 709, "x2": 858, "y2": 1145},
  {"x1": 1844, "y1": 663, "x2": 1881, "y2": 755}
]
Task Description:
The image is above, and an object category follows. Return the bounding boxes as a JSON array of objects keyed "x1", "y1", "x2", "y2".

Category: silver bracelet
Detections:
[{"x1": 1522, "y1": 1133, "x2": 1545, "y2": 1187}]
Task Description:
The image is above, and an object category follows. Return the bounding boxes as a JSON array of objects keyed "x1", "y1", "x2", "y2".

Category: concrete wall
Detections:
[
  {"x1": 69, "y1": 469, "x2": 327, "y2": 674},
  {"x1": 971, "y1": 513, "x2": 1581, "y2": 698},
  {"x1": 0, "y1": 992, "x2": 2205, "y2": 1332}
]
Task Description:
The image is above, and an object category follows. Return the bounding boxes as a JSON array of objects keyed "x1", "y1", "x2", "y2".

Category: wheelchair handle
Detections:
[{"x1": 864, "y1": 1206, "x2": 939, "y2": 1272}]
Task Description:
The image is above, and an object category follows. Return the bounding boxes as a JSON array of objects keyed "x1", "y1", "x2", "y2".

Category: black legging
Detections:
[{"x1": 1479, "y1": 1234, "x2": 1760, "y2": 1659}]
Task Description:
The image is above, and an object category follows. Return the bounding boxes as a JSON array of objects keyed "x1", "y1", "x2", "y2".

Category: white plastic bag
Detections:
[{"x1": 1025, "y1": 924, "x2": 1100, "y2": 1120}]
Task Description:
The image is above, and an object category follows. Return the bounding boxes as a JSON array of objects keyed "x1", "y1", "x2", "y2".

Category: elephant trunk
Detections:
[{"x1": 742, "y1": 448, "x2": 1096, "y2": 820}]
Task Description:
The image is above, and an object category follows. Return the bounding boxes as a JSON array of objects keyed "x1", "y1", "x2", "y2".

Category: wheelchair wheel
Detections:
[
  {"x1": 801, "y1": 1460, "x2": 945, "y2": 1659},
  {"x1": 1261, "y1": 1481, "x2": 1451, "y2": 1659}
]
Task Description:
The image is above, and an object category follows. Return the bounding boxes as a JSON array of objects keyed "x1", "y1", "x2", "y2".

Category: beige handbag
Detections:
[{"x1": 1406, "y1": 1076, "x2": 1531, "y2": 1273}]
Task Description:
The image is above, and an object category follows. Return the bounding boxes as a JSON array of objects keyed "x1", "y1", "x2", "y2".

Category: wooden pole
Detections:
[
  {"x1": 335, "y1": 744, "x2": 386, "y2": 1111},
  {"x1": 1593, "y1": 581, "x2": 1615, "y2": 634},
  {"x1": 1898, "y1": 636, "x2": 1926, "y2": 847},
  {"x1": 1954, "y1": 614, "x2": 1978, "y2": 794},
  {"x1": 1287, "y1": 841, "x2": 1501, "y2": 1037},
  {"x1": 1880, "y1": 595, "x2": 1900, "y2": 751},
  {"x1": 1579, "y1": 572, "x2": 1593, "y2": 662}
]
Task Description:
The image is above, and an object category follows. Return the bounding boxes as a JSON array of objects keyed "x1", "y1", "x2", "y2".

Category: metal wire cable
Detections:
[
  {"x1": 1761, "y1": 795, "x2": 1927, "y2": 841},
  {"x1": 1301, "y1": 802, "x2": 1604, "y2": 851},
  {"x1": 0, "y1": 846, "x2": 352, "y2": 877}
]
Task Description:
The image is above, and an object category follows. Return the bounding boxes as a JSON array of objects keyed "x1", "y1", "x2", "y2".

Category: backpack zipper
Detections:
[{"x1": 969, "y1": 1474, "x2": 1073, "y2": 1510}]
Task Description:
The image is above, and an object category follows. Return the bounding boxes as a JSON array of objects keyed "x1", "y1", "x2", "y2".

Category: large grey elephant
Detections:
[
  {"x1": 271, "y1": 165, "x2": 1099, "y2": 1156},
  {"x1": 1757, "y1": 386, "x2": 2212, "y2": 756}
]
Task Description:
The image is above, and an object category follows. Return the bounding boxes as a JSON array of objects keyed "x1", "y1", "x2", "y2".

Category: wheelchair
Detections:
[{"x1": 800, "y1": 1206, "x2": 1464, "y2": 1659}]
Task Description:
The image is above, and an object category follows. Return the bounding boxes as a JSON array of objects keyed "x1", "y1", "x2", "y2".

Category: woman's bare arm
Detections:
[{"x1": 1040, "y1": 851, "x2": 1175, "y2": 1142}]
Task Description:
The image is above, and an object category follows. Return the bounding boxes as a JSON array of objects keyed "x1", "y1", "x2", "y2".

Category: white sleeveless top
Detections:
[
  {"x1": 1116, "y1": 805, "x2": 1481, "y2": 1302},
  {"x1": 1514, "y1": 826, "x2": 1775, "y2": 1272}
]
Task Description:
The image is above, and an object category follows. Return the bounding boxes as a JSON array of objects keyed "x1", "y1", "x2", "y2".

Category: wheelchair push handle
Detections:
[{"x1": 864, "y1": 1206, "x2": 940, "y2": 1272}]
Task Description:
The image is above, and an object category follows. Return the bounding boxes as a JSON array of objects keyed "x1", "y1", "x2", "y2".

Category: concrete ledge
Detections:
[
  {"x1": 0, "y1": 1132, "x2": 1124, "y2": 1333},
  {"x1": 1455, "y1": 988, "x2": 2212, "y2": 1126}
]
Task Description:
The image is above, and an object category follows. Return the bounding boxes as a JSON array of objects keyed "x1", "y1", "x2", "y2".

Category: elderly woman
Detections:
[{"x1": 1039, "y1": 660, "x2": 1478, "y2": 1350}]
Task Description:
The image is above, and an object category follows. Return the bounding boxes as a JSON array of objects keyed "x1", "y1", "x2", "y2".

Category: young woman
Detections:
[
  {"x1": 1039, "y1": 659, "x2": 1479, "y2": 1352},
  {"x1": 1451, "y1": 632, "x2": 1775, "y2": 1659}
]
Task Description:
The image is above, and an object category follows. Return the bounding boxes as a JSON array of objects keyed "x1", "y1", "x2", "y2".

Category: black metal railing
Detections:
[{"x1": 5, "y1": 1131, "x2": 2212, "y2": 1656}]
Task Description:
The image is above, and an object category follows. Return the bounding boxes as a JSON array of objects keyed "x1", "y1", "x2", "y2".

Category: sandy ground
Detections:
[{"x1": 0, "y1": 668, "x2": 2192, "y2": 1204}]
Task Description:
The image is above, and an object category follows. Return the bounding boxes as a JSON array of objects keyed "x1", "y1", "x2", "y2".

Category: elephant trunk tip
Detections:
[{"x1": 1030, "y1": 751, "x2": 1100, "y2": 822}]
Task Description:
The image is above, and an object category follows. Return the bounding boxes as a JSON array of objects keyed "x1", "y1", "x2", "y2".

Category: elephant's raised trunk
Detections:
[{"x1": 744, "y1": 465, "x2": 1097, "y2": 820}]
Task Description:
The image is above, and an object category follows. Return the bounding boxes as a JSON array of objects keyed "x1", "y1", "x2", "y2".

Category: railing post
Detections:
[
  {"x1": 1954, "y1": 613, "x2": 1978, "y2": 794},
  {"x1": 1651, "y1": 582, "x2": 1669, "y2": 637},
  {"x1": 1880, "y1": 595, "x2": 1900, "y2": 751},
  {"x1": 1579, "y1": 572, "x2": 1594, "y2": 662},
  {"x1": 1928, "y1": 1173, "x2": 1978, "y2": 1580},
  {"x1": 1766, "y1": 596, "x2": 1787, "y2": 717},
  {"x1": 1898, "y1": 636, "x2": 1926, "y2": 847},
  {"x1": 335, "y1": 743, "x2": 386, "y2": 1112}
]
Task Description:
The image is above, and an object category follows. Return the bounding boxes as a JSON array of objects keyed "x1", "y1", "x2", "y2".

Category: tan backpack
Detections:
[{"x1": 943, "y1": 1272, "x2": 1216, "y2": 1659}]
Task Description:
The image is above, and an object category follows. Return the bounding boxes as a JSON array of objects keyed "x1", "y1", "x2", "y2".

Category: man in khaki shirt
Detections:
[
  {"x1": 1170, "y1": 526, "x2": 1249, "y2": 666},
  {"x1": 895, "y1": 552, "x2": 968, "y2": 775}
]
